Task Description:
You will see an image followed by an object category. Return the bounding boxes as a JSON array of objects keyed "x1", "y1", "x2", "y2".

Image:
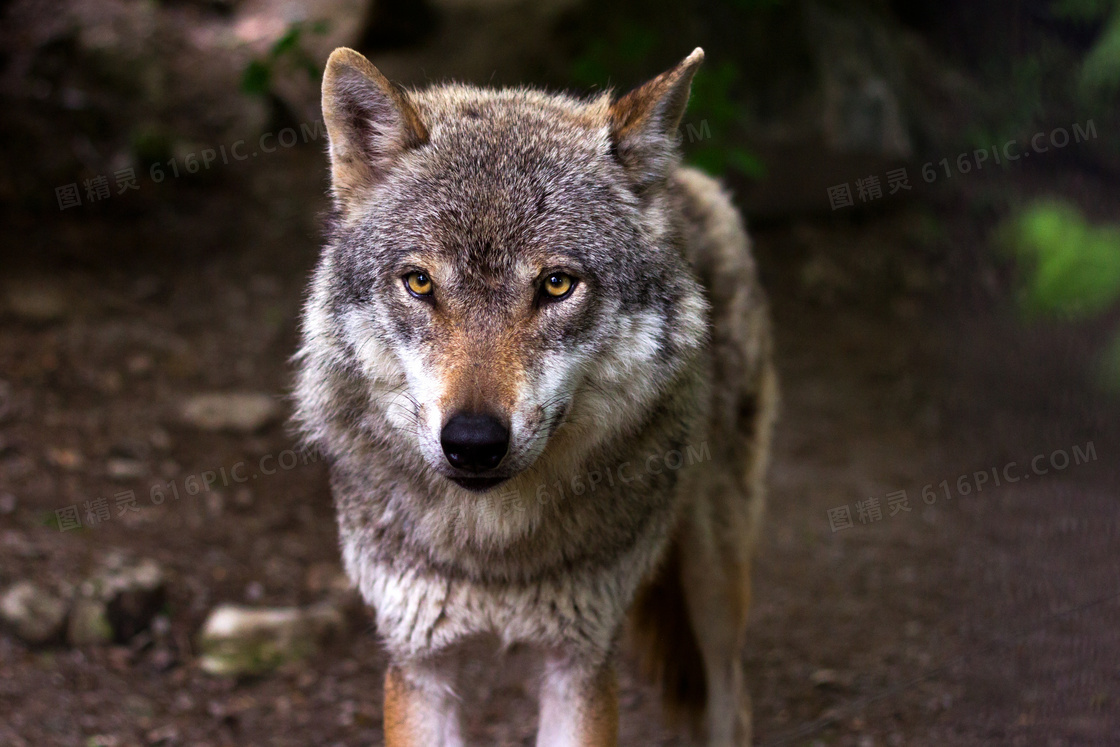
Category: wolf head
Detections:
[{"x1": 297, "y1": 48, "x2": 709, "y2": 494}]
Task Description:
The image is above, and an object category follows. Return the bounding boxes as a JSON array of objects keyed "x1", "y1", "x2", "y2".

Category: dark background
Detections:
[{"x1": 1, "y1": 0, "x2": 1118, "y2": 744}]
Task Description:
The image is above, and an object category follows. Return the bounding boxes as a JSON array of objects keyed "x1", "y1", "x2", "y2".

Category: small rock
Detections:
[
  {"x1": 0, "y1": 492, "x2": 17, "y2": 514},
  {"x1": 126, "y1": 354, "x2": 154, "y2": 376},
  {"x1": 78, "y1": 557, "x2": 166, "y2": 643},
  {"x1": 810, "y1": 668, "x2": 845, "y2": 689},
  {"x1": 106, "y1": 458, "x2": 147, "y2": 481},
  {"x1": 46, "y1": 447, "x2": 84, "y2": 471},
  {"x1": 148, "y1": 428, "x2": 172, "y2": 452},
  {"x1": 232, "y1": 487, "x2": 254, "y2": 509},
  {"x1": 0, "y1": 581, "x2": 68, "y2": 644},
  {"x1": 145, "y1": 724, "x2": 179, "y2": 745},
  {"x1": 68, "y1": 597, "x2": 113, "y2": 646},
  {"x1": 204, "y1": 491, "x2": 225, "y2": 517},
  {"x1": 178, "y1": 392, "x2": 280, "y2": 433},
  {"x1": 198, "y1": 601, "x2": 347, "y2": 677},
  {"x1": 150, "y1": 614, "x2": 172, "y2": 638},
  {"x1": 244, "y1": 581, "x2": 264, "y2": 602},
  {"x1": 5, "y1": 280, "x2": 68, "y2": 322}
]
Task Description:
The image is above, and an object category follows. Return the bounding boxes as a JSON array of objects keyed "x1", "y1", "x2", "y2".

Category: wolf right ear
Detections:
[
  {"x1": 321, "y1": 48, "x2": 428, "y2": 209},
  {"x1": 609, "y1": 48, "x2": 704, "y2": 190}
]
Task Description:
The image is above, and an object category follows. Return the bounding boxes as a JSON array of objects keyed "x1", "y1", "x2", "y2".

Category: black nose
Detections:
[{"x1": 440, "y1": 413, "x2": 510, "y2": 473}]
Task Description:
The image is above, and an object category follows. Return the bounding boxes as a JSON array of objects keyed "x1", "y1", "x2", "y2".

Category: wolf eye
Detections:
[
  {"x1": 542, "y1": 273, "x2": 576, "y2": 300},
  {"x1": 404, "y1": 271, "x2": 433, "y2": 298}
]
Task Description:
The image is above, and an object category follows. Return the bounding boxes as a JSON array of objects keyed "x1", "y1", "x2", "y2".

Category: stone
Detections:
[
  {"x1": 178, "y1": 392, "x2": 281, "y2": 433},
  {"x1": 67, "y1": 597, "x2": 113, "y2": 646},
  {"x1": 79, "y1": 556, "x2": 167, "y2": 643},
  {"x1": 4, "y1": 280, "x2": 68, "y2": 322},
  {"x1": 198, "y1": 601, "x2": 347, "y2": 677},
  {"x1": 106, "y1": 458, "x2": 147, "y2": 481},
  {"x1": 0, "y1": 581, "x2": 68, "y2": 644}
]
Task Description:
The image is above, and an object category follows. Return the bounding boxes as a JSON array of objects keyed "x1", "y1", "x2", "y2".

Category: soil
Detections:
[{"x1": 2, "y1": 107, "x2": 1119, "y2": 747}]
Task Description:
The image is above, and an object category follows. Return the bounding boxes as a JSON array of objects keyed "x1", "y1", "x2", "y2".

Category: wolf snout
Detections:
[{"x1": 440, "y1": 412, "x2": 510, "y2": 473}]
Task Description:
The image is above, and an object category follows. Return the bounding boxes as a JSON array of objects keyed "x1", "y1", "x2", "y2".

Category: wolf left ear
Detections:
[
  {"x1": 321, "y1": 47, "x2": 428, "y2": 210},
  {"x1": 608, "y1": 48, "x2": 704, "y2": 189}
]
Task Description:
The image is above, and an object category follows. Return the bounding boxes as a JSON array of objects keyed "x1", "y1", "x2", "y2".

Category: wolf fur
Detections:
[{"x1": 293, "y1": 45, "x2": 777, "y2": 746}]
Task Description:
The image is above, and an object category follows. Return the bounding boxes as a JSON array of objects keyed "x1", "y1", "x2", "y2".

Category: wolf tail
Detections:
[{"x1": 628, "y1": 538, "x2": 707, "y2": 731}]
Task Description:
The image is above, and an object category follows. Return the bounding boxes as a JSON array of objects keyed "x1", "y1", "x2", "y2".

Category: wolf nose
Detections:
[{"x1": 441, "y1": 413, "x2": 510, "y2": 473}]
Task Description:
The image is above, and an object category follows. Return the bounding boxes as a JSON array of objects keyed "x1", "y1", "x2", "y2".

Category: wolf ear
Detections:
[
  {"x1": 609, "y1": 48, "x2": 704, "y2": 189},
  {"x1": 321, "y1": 47, "x2": 428, "y2": 209}
]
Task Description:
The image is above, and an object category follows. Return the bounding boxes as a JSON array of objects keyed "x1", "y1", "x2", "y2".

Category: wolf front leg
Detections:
[
  {"x1": 536, "y1": 655, "x2": 619, "y2": 747},
  {"x1": 383, "y1": 662, "x2": 464, "y2": 747}
]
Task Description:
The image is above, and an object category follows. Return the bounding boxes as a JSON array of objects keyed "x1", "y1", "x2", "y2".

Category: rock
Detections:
[
  {"x1": 810, "y1": 668, "x2": 849, "y2": 690},
  {"x1": 198, "y1": 601, "x2": 347, "y2": 677},
  {"x1": 106, "y1": 458, "x2": 147, "y2": 481},
  {"x1": 178, "y1": 392, "x2": 280, "y2": 433},
  {"x1": 45, "y1": 447, "x2": 84, "y2": 471},
  {"x1": 0, "y1": 581, "x2": 68, "y2": 644},
  {"x1": 68, "y1": 598, "x2": 114, "y2": 646},
  {"x1": 76, "y1": 557, "x2": 167, "y2": 644},
  {"x1": 4, "y1": 280, "x2": 68, "y2": 322},
  {"x1": 0, "y1": 492, "x2": 16, "y2": 515}
]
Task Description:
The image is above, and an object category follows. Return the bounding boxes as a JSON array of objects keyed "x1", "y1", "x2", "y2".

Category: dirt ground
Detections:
[{"x1": 2, "y1": 132, "x2": 1119, "y2": 747}]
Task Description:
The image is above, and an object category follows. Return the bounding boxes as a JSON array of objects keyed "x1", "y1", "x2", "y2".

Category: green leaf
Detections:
[
  {"x1": 727, "y1": 147, "x2": 767, "y2": 178},
  {"x1": 270, "y1": 26, "x2": 303, "y2": 58},
  {"x1": 241, "y1": 60, "x2": 272, "y2": 96},
  {"x1": 1005, "y1": 200, "x2": 1120, "y2": 319}
]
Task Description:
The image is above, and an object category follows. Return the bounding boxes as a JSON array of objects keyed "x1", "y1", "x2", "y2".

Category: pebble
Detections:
[
  {"x1": 4, "y1": 280, "x2": 68, "y2": 322},
  {"x1": 70, "y1": 556, "x2": 167, "y2": 645},
  {"x1": 106, "y1": 458, "x2": 147, "y2": 481},
  {"x1": 0, "y1": 581, "x2": 68, "y2": 644},
  {"x1": 177, "y1": 392, "x2": 281, "y2": 433},
  {"x1": 198, "y1": 601, "x2": 348, "y2": 677}
]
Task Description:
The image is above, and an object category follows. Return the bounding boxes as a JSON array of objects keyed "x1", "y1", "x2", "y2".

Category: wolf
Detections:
[{"x1": 293, "y1": 45, "x2": 777, "y2": 746}]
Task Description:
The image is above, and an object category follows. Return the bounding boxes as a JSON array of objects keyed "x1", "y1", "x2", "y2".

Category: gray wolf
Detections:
[{"x1": 293, "y1": 45, "x2": 777, "y2": 746}]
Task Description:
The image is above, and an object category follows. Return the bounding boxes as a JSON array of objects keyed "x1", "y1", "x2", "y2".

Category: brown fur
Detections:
[
  {"x1": 581, "y1": 665, "x2": 621, "y2": 746},
  {"x1": 383, "y1": 666, "x2": 421, "y2": 747},
  {"x1": 629, "y1": 536, "x2": 708, "y2": 728}
]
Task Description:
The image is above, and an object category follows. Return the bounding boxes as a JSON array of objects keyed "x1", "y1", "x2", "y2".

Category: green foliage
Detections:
[
  {"x1": 240, "y1": 20, "x2": 330, "y2": 98},
  {"x1": 1002, "y1": 200, "x2": 1120, "y2": 388},
  {"x1": 1002, "y1": 200, "x2": 1120, "y2": 319},
  {"x1": 1051, "y1": 0, "x2": 1120, "y2": 100},
  {"x1": 1078, "y1": 9, "x2": 1120, "y2": 96}
]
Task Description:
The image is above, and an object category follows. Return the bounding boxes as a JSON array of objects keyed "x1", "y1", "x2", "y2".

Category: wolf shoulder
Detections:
[{"x1": 669, "y1": 166, "x2": 759, "y2": 287}]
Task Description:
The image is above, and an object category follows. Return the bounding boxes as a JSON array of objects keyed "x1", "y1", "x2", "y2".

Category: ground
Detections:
[{"x1": 1, "y1": 139, "x2": 1118, "y2": 746}]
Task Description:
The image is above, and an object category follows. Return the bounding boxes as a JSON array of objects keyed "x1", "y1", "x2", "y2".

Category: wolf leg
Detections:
[
  {"x1": 679, "y1": 503, "x2": 754, "y2": 747},
  {"x1": 536, "y1": 654, "x2": 618, "y2": 747},
  {"x1": 384, "y1": 662, "x2": 463, "y2": 747}
]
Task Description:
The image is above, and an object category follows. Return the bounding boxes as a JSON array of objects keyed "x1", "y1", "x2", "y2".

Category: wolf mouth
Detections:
[{"x1": 448, "y1": 475, "x2": 510, "y2": 492}]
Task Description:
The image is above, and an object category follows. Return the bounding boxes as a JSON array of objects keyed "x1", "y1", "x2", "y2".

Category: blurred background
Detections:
[{"x1": 1, "y1": 0, "x2": 1118, "y2": 744}]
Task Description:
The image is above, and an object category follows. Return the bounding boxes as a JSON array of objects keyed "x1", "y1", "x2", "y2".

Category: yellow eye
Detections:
[
  {"x1": 405, "y1": 271, "x2": 433, "y2": 297},
  {"x1": 543, "y1": 273, "x2": 575, "y2": 299}
]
